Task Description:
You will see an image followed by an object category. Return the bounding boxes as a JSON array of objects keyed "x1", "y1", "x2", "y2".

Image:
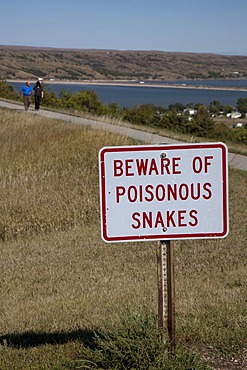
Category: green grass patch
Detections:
[{"x1": 75, "y1": 312, "x2": 210, "y2": 369}]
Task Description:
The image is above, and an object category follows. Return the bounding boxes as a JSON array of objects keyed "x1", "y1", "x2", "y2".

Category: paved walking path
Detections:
[{"x1": 1, "y1": 100, "x2": 247, "y2": 171}]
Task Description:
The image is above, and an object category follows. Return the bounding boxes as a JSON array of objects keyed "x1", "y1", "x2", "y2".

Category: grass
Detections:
[
  {"x1": 0, "y1": 109, "x2": 137, "y2": 240},
  {"x1": 0, "y1": 108, "x2": 246, "y2": 369}
]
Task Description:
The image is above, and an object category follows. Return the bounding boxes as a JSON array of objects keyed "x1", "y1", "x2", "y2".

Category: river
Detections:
[{"x1": 9, "y1": 79, "x2": 247, "y2": 108}]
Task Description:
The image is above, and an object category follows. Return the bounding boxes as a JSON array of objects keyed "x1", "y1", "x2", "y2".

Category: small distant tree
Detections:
[
  {"x1": 41, "y1": 85, "x2": 58, "y2": 107},
  {"x1": 237, "y1": 97, "x2": 247, "y2": 115},
  {"x1": 160, "y1": 111, "x2": 177, "y2": 130},
  {"x1": 58, "y1": 90, "x2": 104, "y2": 115},
  {"x1": 122, "y1": 104, "x2": 160, "y2": 126},
  {"x1": 160, "y1": 111, "x2": 190, "y2": 133},
  {"x1": 230, "y1": 126, "x2": 247, "y2": 144},
  {"x1": 209, "y1": 100, "x2": 222, "y2": 115},
  {"x1": 213, "y1": 122, "x2": 231, "y2": 141},
  {"x1": 194, "y1": 103, "x2": 204, "y2": 111},
  {"x1": 193, "y1": 106, "x2": 215, "y2": 137},
  {"x1": 0, "y1": 78, "x2": 20, "y2": 100},
  {"x1": 106, "y1": 102, "x2": 121, "y2": 118},
  {"x1": 59, "y1": 89, "x2": 73, "y2": 101},
  {"x1": 168, "y1": 103, "x2": 185, "y2": 113},
  {"x1": 223, "y1": 105, "x2": 234, "y2": 115}
]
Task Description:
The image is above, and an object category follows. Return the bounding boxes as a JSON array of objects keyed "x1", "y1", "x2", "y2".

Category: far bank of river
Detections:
[{"x1": 8, "y1": 79, "x2": 247, "y2": 108}]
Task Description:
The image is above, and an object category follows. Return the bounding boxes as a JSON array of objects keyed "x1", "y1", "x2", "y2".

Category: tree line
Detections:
[{"x1": 1, "y1": 78, "x2": 247, "y2": 144}]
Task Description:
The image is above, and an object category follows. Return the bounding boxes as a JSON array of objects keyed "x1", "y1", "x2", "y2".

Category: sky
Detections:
[{"x1": 1, "y1": 0, "x2": 247, "y2": 55}]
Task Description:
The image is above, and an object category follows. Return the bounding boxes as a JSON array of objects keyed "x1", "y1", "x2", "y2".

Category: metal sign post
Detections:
[
  {"x1": 166, "y1": 240, "x2": 175, "y2": 355},
  {"x1": 157, "y1": 240, "x2": 175, "y2": 354},
  {"x1": 156, "y1": 240, "x2": 166, "y2": 342}
]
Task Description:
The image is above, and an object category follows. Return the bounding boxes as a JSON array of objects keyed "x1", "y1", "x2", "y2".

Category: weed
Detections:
[{"x1": 75, "y1": 311, "x2": 210, "y2": 370}]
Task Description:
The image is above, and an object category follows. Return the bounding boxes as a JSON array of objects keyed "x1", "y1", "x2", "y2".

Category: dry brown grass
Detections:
[
  {"x1": 0, "y1": 109, "x2": 136, "y2": 240},
  {"x1": 0, "y1": 108, "x2": 246, "y2": 369}
]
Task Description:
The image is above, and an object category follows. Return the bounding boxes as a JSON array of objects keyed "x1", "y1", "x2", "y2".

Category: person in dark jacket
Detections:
[{"x1": 33, "y1": 80, "x2": 44, "y2": 110}]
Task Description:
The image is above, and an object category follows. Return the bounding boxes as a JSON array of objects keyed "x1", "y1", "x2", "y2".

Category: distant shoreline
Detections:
[{"x1": 7, "y1": 79, "x2": 247, "y2": 92}]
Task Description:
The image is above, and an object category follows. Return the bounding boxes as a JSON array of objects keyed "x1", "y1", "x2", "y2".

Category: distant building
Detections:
[
  {"x1": 183, "y1": 108, "x2": 197, "y2": 116},
  {"x1": 226, "y1": 112, "x2": 242, "y2": 119}
]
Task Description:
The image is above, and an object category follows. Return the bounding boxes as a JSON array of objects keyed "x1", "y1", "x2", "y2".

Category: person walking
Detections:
[
  {"x1": 33, "y1": 80, "x2": 44, "y2": 110},
  {"x1": 20, "y1": 81, "x2": 33, "y2": 111}
]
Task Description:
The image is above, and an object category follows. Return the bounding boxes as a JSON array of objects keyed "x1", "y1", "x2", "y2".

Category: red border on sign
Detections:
[{"x1": 99, "y1": 143, "x2": 228, "y2": 242}]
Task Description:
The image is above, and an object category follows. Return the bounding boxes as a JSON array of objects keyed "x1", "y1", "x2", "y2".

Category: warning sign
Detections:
[{"x1": 99, "y1": 143, "x2": 228, "y2": 243}]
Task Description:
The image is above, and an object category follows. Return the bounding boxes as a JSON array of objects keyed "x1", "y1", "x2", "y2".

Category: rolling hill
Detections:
[{"x1": 0, "y1": 45, "x2": 247, "y2": 81}]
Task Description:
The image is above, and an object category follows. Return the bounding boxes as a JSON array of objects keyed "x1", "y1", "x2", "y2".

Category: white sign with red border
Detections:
[{"x1": 99, "y1": 143, "x2": 228, "y2": 243}]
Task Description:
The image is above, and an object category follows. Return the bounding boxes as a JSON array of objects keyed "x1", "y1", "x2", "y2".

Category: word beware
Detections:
[{"x1": 113, "y1": 155, "x2": 213, "y2": 177}]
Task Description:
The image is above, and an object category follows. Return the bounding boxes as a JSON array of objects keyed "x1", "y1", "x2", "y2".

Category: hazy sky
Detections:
[{"x1": 1, "y1": 0, "x2": 246, "y2": 55}]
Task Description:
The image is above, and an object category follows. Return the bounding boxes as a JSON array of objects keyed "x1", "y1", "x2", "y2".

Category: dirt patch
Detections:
[{"x1": 201, "y1": 348, "x2": 247, "y2": 370}]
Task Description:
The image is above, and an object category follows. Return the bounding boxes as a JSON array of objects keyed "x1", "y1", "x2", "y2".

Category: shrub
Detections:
[
  {"x1": 122, "y1": 104, "x2": 160, "y2": 126},
  {"x1": 75, "y1": 311, "x2": 210, "y2": 370},
  {"x1": 0, "y1": 78, "x2": 20, "y2": 100}
]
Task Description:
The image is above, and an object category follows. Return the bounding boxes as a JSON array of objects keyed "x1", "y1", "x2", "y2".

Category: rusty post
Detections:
[
  {"x1": 166, "y1": 240, "x2": 176, "y2": 355},
  {"x1": 156, "y1": 239, "x2": 175, "y2": 354},
  {"x1": 156, "y1": 240, "x2": 167, "y2": 344}
]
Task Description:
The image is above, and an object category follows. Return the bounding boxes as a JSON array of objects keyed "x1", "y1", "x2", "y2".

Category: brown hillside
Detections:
[{"x1": 0, "y1": 45, "x2": 247, "y2": 81}]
